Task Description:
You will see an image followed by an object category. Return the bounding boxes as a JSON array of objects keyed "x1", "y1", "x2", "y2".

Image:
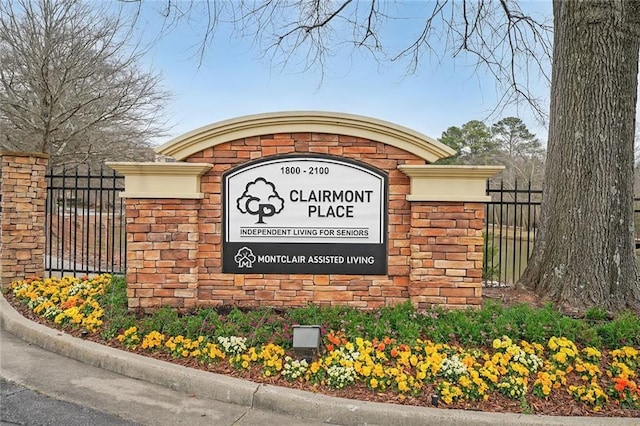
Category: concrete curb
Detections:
[{"x1": 1, "y1": 293, "x2": 637, "y2": 425}]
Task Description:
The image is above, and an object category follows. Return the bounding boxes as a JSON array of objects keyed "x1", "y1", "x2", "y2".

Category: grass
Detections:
[{"x1": 99, "y1": 276, "x2": 639, "y2": 351}]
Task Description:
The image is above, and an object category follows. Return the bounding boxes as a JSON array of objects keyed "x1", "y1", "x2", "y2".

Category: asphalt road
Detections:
[{"x1": 1, "y1": 378, "x2": 139, "y2": 426}]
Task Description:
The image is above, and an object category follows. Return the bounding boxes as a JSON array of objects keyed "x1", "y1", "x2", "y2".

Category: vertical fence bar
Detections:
[
  {"x1": 73, "y1": 167, "x2": 80, "y2": 276},
  {"x1": 45, "y1": 172, "x2": 52, "y2": 274},
  {"x1": 110, "y1": 168, "x2": 117, "y2": 273},
  {"x1": 106, "y1": 168, "x2": 112, "y2": 273},
  {"x1": 498, "y1": 180, "x2": 504, "y2": 284},
  {"x1": 98, "y1": 167, "x2": 105, "y2": 273},
  {"x1": 55, "y1": 172, "x2": 62, "y2": 273},
  {"x1": 60, "y1": 168, "x2": 67, "y2": 274},
  {"x1": 511, "y1": 180, "x2": 518, "y2": 284},
  {"x1": 92, "y1": 168, "x2": 97, "y2": 271},
  {"x1": 484, "y1": 180, "x2": 490, "y2": 281},
  {"x1": 518, "y1": 181, "x2": 525, "y2": 280},
  {"x1": 527, "y1": 181, "x2": 532, "y2": 258},
  {"x1": 86, "y1": 169, "x2": 90, "y2": 275},
  {"x1": 491, "y1": 203, "x2": 497, "y2": 283}
]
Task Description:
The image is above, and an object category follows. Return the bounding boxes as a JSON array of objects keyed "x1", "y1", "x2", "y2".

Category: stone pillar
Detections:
[
  {"x1": 0, "y1": 151, "x2": 49, "y2": 288},
  {"x1": 398, "y1": 165, "x2": 504, "y2": 309},
  {"x1": 125, "y1": 198, "x2": 200, "y2": 312},
  {"x1": 106, "y1": 162, "x2": 211, "y2": 312},
  {"x1": 409, "y1": 202, "x2": 485, "y2": 308}
]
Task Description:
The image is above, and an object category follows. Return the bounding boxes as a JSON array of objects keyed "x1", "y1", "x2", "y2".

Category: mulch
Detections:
[{"x1": 3, "y1": 291, "x2": 639, "y2": 418}]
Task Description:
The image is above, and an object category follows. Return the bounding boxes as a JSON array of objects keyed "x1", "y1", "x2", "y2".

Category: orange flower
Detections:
[
  {"x1": 60, "y1": 298, "x2": 83, "y2": 309},
  {"x1": 390, "y1": 347, "x2": 398, "y2": 358},
  {"x1": 326, "y1": 344, "x2": 334, "y2": 352},
  {"x1": 327, "y1": 334, "x2": 340, "y2": 345},
  {"x1": 377, "y1": 343, "x2": 386, "y2": 351},
  {"x1": 614, "y1": 377, "x2": 630, "y2": 392}
]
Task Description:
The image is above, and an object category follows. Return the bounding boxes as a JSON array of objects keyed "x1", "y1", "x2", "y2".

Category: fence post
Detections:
[{"x1": 0, "y1": 151, "x2": 49, "y2": 288}]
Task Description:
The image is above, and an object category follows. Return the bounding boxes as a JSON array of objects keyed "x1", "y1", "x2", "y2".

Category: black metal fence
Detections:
[
  {"x1": 483, "y1": 180, "x2": 640, "y2": 286},
  {"x1": 45, "y1": 167, "x2": 126, "y2": 277},
  {"x1": 42, "y1": 169, "x2": 638, "y2": 282},
  {"x1": 483, "y1": 181, "x2": 541, "y2": 286}
]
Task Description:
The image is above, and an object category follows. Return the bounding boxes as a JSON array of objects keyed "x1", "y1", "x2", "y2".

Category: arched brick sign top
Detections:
[{"x1": 155, "y1": 111, "x2": 455, "y2": 163}]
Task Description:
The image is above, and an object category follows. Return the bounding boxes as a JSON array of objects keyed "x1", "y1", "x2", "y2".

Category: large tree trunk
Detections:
[{"x1": 519, "y1": 0, "x2": 640, "y2": 313}]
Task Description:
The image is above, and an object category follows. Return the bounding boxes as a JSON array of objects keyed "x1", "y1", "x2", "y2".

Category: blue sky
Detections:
[{"x1": 129, "y1": 1, "x2": 553, "y2": 145}]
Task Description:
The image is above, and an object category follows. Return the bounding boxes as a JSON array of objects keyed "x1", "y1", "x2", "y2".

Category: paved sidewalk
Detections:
[
  {"x1": 0, "y1": 330, "x2": 324, "y2": 426},
  {"x1": 1, "y1": 293, "x2": 637, "y2": 426}
]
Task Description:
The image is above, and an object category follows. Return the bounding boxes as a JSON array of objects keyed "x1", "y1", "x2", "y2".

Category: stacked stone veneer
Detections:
[
  {"x1": 125, "y1": 133, "x2": 484, "y2": 312},
  {"x1": 0, "y1": 152, "x2": 49, "y2": 288}
]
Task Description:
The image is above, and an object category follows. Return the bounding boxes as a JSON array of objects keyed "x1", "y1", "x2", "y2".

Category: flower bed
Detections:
[{"x1": 6, "y1": 275, "x2": 640, "y2": 416}]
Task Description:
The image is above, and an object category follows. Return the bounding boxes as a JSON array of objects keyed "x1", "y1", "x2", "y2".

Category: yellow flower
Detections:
[
  {"x1": 458, "y1": 376, "x2": 471, "y2": 388},
  {"x1": 553, "y1": 351, "x2": 567, "y2": 364},
  {"x1": 410, "y1": 355, "x2": 418, "y2": 367},
  {"x1": 361, "y1": 365, "x2": 372, "y2": 377}
]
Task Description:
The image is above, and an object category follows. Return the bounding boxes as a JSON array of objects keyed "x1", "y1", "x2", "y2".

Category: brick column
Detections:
[
  {"x1": 409, "y1": 202, "x2": 485, "y2": 308},
  {"x1": 0, "y1": 151, "x2": 49, "y2": 288},
  {"x1": 125, "y1": 199, "x2": 200, "y2": 312}
]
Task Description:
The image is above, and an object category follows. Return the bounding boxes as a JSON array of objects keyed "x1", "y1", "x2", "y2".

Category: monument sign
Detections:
[{"x1": 223, "y1": 154, "x2": 387, "y2": 274}]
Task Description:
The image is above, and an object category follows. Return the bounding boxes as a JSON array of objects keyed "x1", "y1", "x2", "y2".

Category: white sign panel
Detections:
[{"x1": 223, "y1": 155, "x2": 387, "y2": 274}]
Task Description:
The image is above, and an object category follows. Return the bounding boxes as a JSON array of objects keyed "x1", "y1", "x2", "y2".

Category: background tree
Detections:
[
  {"x1": 437, "y1": 120, "x2": 500, "y2": 165},
  {"x1": 492, "y1": 117, "x2": 545, "y2": 187},
  {"x1": 437, "y1": 117, "x2": 545, "y2": 187},
  {"x1": 0, "y1": 0, "x2": 169, "y2": 168},
  {"x1": 159, "y1": 0, "x2": 640, "y2": 312}
]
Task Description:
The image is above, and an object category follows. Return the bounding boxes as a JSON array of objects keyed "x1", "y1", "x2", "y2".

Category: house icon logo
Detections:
[{"x1": 234, "y1": 247, "x2": 256, "y2": 268}]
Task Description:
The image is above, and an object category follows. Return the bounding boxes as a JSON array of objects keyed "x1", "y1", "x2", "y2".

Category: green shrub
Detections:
[
  {"x1": 97, "y1": 277, "x2": 638, "y2": 350},
  {"x1": 595, "y1": 311, "x2": 640, "y2": 348},
  {"x1": 98, "y1": 276, "x2": 135, "y2": 339}
]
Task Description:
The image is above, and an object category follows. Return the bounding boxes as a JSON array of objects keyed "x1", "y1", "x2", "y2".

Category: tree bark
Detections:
[{"x1": 519, "y1": 0, "x2": 640, "y2": 312}]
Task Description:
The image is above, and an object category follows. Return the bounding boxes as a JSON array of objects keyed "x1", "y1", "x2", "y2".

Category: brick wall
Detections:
[
  {"x1": 0, "y1": 152, "x2": 49, "y2": 288},
  {"x1": 125, "y1": 199, "x2": 200, "y2": 310},
  {"x1": 125, "y1": 133, "x2": 485, "y2": 312},
  {"x1": 409, "y1": 203, "x2": 484, "y2": 309}
]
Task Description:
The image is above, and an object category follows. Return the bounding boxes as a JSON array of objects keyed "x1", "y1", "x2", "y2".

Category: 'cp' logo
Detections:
[{"x1": 236, "y1": 177, "x2": 284, "y2": 224}]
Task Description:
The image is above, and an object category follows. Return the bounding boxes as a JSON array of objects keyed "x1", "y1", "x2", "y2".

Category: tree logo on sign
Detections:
[
  {"x1": 234, "y1": 247, "x2": 256, "y2": 268},
  {"x1": 236, "y1": 177, "x2": 285, "y2": 224}
]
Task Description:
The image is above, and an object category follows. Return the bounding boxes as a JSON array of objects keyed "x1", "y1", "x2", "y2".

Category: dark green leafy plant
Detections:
[
  {"x1": 98, "y1": 276, "x2": 135, "y2": 339},
  {"x1": 98, "y1": 278, "x2": 639, "y2": 350}
]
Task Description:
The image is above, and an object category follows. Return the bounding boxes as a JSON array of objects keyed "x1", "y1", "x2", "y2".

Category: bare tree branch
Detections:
[
  {"x1": 152, "y1": 0, "x2": 552, "y2": 123},
  {"x1": 0, "y1": 0, "x2": 170, "y2": 167}
]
